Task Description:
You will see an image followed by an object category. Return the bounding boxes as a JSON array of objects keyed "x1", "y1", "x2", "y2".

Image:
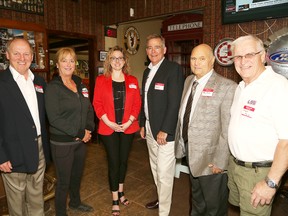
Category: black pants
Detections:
[
  {"x1": 100, "y1": 132, "x2": 134, "y2": 191},
  {"x1": 190, "y1": 173, "x2": 228, "y2": 216},
  {"x1": 51, "y1": 142, "x2": 86, "y2": 216}
]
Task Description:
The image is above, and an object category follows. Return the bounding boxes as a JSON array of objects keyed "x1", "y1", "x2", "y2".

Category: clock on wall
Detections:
[
  {"x1": 124, "y1": 26, "x2": 140, "y2": 55},
  {"x1": 214, "y1": 38, "x2": 234, "y2": 66}
]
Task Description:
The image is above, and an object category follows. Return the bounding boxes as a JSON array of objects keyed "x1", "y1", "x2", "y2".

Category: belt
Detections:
[{"x1": 233, "y1": 157, "x2": 272, "y2": 168}]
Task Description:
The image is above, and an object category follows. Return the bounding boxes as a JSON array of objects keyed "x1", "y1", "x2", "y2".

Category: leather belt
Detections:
[{"x1": 233, "y1": 157, "x2": 272, "y2": 168}]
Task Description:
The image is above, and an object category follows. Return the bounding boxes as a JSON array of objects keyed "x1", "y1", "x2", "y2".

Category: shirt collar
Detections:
[
  {"x1": 194, "y1": 69, "x2": 213, "y2": 85},
  {"x1": 10, "y1": 65, "x2": 34, "y2": 82},
  {"x1": 148, "y1": 57, "x2": 165, "y2": 70}
]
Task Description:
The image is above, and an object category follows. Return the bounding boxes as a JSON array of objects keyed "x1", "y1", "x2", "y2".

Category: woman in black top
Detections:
[{"x1": 45, "y1": 47, "x2": 95, "y2": 216}]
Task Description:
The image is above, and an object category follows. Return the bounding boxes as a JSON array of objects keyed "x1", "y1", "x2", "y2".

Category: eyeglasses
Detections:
[
  {"x1": 232, "y1": 50, "x2": 263, "y2": 62},
  {"x1": 110, "y1": 57, "x2": 125, "y2": 62}
]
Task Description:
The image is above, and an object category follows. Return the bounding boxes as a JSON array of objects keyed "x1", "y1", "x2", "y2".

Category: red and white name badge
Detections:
[
  {"x1": 241, "y1": 105, "x2": 255, "y2": 118},
  {"x1": 34, "y1": 85, "x2": 44, "y2": 93},
  {"x1": 155, "y1": 83, "x2": 164, "y2": 90},
  {"x1": 82, "y1": 88, "x2": 89, "y2": 98},
  {"x1": 202, "y1": 88, "x2": 214, "y2": 97},
  {"x1": 129, "y1": 84, "x2": 137, "y2": 89}
]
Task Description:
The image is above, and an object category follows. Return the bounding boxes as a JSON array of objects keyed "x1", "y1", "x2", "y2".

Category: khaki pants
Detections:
[
  {"x1": 227, "y1": 155, "x2": 272, "y2": 216},
  {"x1": 146, "y1": 121, "x2": 175, "y2": 216},
  {"x1": 1, "y1": 137, "x2": 46, "y2": 216}
]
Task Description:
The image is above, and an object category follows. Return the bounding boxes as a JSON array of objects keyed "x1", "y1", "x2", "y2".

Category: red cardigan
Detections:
[{"x1": 93, "y1": 73, "x2": 141, "y2": 135}]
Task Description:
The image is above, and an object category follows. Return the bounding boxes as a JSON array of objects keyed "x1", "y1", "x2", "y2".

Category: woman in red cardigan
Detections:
[{"x1": 93, "y1": 46, "x2": 141, "y2": 216}]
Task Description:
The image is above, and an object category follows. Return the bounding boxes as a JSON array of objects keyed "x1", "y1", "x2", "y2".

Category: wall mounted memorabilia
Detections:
[
  {"x1": 0, "y1": 27, "x2": 46, "y2": 71},
  {"x1": 124, "y1": 26, "x2": 140, "y2": 55},
  {"x1": 214, "y1": 38, "x2": 234, "y2": 66},
  {"x1": 0, "y1": 19, "x2": 49, "y2": 81},
  {"x1": 0, "y1": 0, "x2": 44, "y2": 15},
  {"x1": 99, "y1": 50, "x2": 107, "y2": 61}
]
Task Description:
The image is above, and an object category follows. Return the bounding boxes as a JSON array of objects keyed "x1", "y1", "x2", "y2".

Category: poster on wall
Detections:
[
  {"x1": 0, "y1": 28, "x2": 45, "y2": 70},
  {"x1": 0, "y1": 0, "x2": 44, "y2": 15}
]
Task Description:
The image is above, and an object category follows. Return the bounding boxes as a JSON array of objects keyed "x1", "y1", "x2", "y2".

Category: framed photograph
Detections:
[
  {"x1": 0, "y1": 0, "x2": 44, "y2": 15},
  {"x1": 99, "y1": 51, "x2": 107, "y2": 62},
  {"x1": 98, "y1": 66, "x2": 104, "y2": 75}
]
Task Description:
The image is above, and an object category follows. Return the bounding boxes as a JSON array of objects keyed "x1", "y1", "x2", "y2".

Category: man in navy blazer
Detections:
[
  {"x1": 140, "y1": 34, "x2": 184, "y2": 216},
  {"x1": 0, "y1": 38, "x2": 50, "y2": 216}
]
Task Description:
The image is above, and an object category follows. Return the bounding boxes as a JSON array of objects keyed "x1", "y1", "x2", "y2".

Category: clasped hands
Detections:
[{"x1": 109, "y1": 121, "x2": 131, "y2": 132}]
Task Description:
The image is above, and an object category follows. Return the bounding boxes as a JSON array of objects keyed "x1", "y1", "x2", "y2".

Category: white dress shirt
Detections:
[
  {"x1": 10, "y1": 66, "x2": 41, "y2": 136},
  {"x1": 144, "y1": 57, "x2": 165, "y2": 120}
]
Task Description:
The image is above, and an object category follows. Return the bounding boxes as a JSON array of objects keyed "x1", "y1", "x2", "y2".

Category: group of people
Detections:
[{"x1": 0, "y1": 33, "x2": 287, "y2": 216}]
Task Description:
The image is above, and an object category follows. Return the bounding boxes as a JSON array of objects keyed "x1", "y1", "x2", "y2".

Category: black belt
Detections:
[{"x1": 233, "y1": 157, "x2": 272, "y2": 168}]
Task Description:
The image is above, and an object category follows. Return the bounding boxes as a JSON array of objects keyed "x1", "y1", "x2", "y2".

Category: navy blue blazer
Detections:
[
  {"x1": 140, "y1": 58, "x2": 184, "y2": 142},
  {"x1": 0, "y1": 68, "x2": 50, "y2": 173}
]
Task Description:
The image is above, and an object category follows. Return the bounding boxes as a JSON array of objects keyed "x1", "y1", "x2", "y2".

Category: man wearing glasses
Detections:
[
  {"x1": 140, "y1": 34, "x2": 184, "y2": 216},
  {"x1": 228, "y1": 35, "x2": 288, "y2": 216}
]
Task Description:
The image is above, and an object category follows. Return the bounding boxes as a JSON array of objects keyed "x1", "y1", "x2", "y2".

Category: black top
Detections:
[
  {"x1": 45, "y1": 75, "x2": 95, "y2": 142},
  {"x1": 113, "y1": 81, "x2": 125, "y2": 125}
]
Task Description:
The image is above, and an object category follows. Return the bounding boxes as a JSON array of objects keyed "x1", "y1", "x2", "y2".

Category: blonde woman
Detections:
[
  {"x1": 93, "y1": 46, "x2": 141, "y2": 215},
  {"x1": 45, "y1": 47, "x2": 95, "y2": 216}
]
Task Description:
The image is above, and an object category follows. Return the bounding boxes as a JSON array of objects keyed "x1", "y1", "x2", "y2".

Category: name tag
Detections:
[
  {"x1": 202, "y1": 88, "x2": 213, "y2": 96},
  {"x1": 82, "y1": 88, "x2": 89, "y2": 98},
  {"x1": 129, "y1": 84, "x2": 137, "y2": 89},
  {"x1": 155, "y1": 83, "x2": 164, "y2": 90},
  {"x1": 241, "y1": 105, "x2": 255, "y2": 118},
  {"x1": 34, "y1": 85, "x2": 44, "y2": 93}
]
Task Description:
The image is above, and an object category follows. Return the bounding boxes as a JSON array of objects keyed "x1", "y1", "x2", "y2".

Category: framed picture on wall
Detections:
[
  {"x1": 99, "y1": 51, "x2": 107, "y2": 62},
  {"x1": 0, "y1": 0, "x2": 44, "y2": 15},
  {"x1": 98, "y1": 66, "x2": 104, "y2": 75}
]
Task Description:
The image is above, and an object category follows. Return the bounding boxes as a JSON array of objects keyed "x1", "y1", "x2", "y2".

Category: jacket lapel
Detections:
[
  {"x1": 192, "y1": 71, "x2": 217, "y2": 120},
  {"x1": 3, "y1": 69, "x2": 35, "y2": 124}
]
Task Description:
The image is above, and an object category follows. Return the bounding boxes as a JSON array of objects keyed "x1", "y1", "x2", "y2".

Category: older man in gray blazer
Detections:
[{"x1": 175, "y1": 44, "x2": 237, "y2": 216}]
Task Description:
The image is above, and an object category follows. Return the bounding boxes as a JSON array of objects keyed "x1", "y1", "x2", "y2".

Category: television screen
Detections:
[{"x1": 222, "y1": 0, "x2": 288, "y2": 24}]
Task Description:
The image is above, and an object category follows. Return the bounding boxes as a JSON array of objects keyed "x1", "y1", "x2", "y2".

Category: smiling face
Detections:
[
  {"x1": 190, "y1": 44, "x2": 215, "y2": 79},
  {"x1": 233, "y1": 38, "x2": 266, "y2": 85},
  {"x1": 6, "y1": 38, "x2": 33, "y2": 77},
  {"x1": 109, "y1": 50, "x2": 125, "y2": 72},
  {"x1": 146, "y1": 38, "x2": 166, "y2": 66},
  {"x1": 57, "y1": 53, "x2": 76, "y2": 77}
]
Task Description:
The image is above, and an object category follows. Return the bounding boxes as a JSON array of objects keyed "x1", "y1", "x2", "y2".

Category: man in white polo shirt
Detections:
[{"x1": 228, "y1": 34, "x2": 288, "y2": 216}]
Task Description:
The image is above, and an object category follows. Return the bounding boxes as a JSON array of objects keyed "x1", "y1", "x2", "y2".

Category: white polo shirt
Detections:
[{"x1": 228, "y1": 66, "x2": 288, "y2": 162}]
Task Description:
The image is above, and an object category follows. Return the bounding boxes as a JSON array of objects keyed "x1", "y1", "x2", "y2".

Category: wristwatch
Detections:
[{"x1": 265, "y1": 176, "x2": 278, "y2": 189}]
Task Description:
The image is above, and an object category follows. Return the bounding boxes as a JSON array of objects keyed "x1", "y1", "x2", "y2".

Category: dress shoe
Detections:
[
  {"x1": 145, "y1": 199, "x2": 159, "y2": 209},
  {"x1": 69, "y1": 203, "x2": 94, "y2": 212}
]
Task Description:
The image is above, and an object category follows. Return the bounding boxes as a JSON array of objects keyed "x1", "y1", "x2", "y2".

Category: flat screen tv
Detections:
[{"x1": 222, "y1": 0, "x2": 288, "y2": 24}]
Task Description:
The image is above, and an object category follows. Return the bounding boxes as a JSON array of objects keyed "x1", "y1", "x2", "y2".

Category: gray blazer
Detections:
[{"x1": 175, "y1": 71, "x2": 237, "y2": 177}]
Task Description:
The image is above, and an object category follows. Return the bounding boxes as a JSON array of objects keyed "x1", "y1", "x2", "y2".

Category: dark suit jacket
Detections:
[
  {"x1": 0, "y1": 68, "x2": 50, "y2": 173},
  {"x1": 140, "y1": 58, "x2": 184, "y2": 141}
]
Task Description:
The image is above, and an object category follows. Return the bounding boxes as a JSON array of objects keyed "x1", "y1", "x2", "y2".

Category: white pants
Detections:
[{"x1": 146, "y1": 121, "x2": 175, "y2": 216}]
